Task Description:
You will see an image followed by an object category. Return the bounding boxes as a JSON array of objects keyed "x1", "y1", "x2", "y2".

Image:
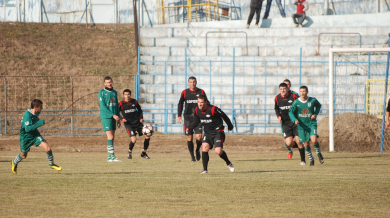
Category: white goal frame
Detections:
[{"x1": 329, "y1": 47, "x2": 390, "y2": 152}]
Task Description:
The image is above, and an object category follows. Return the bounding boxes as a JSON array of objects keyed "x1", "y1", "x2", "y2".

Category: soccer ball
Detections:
[{"x1": 142, "y1": 124, "x2": 154, "y2": 137}]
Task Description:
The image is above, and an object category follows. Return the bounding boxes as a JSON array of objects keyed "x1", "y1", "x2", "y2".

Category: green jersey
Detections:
[
  {"x1": 99, "y1": 88, "x2": 120, "y2": 119},
  {"x1": 290, "y1": 90, "x2": 300, "y2": 97},
  {"x1": 20, "y1": 109, "x2": 45, "y2": 147},
  {"x1": 288, "y1": 97, "x2": 321, "y2": 129}
]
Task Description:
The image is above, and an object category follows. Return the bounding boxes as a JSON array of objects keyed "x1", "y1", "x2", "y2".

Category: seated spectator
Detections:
[
  {"x1": 292, "y1": 0, "x2": 309, "y2": 28},
  {"x1": 246, "y1": 0, "x2": 264, "y2": 28}
]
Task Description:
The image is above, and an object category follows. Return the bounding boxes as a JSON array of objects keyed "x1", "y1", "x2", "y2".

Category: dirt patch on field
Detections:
[
  {"x1": 0, "y1": 134, "x2": 286, "y2": 154},
  {"x1": 317, "y1": 113, "x2": 390, "y2": 152}
]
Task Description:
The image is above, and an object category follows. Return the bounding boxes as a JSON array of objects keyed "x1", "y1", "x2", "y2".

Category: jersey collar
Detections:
[{"x1": 201, "y1": 105, "x2": 209, "y2": 112}]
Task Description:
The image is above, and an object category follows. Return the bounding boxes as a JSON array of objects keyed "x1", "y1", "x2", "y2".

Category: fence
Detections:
[
  {"x1": 135, "y1": 46, "x2": 390, "y2": 137},
  {"x1": 0, "y1": 75, "x2": 135, "y2": 136}
]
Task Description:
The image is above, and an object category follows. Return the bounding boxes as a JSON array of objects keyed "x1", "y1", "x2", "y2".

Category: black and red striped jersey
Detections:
[
  {"x1": 387, "y1": 99, "x2": 390, "y2": 112},
  {"x1": 119, "y1": 99, "x2": 143, "y2": 126},
  {"x1": 189, "y1": 104, "x2": 233, "y2": 133},
  {"x1": 178, "y1": 88, "x2": 207, "y2": 120},
  {"x1": 274, "y1": 92, "x2": 299, "y2": 123}
]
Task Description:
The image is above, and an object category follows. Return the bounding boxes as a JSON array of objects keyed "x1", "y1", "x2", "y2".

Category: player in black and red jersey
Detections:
[
  {"x1": 275, "y1": 83, "x2": 306, "y2": 165},
  {"x1": 178, "y1": 76, "x2": 208, "y2": 162},
  {"x1": 187, "y1": 94, "x2": 235, "y2": 174},
  {"x1": 386, "y1": 99, "x2": 390, "y2": 130},
  {"x1": 119, "y1": 89, "x2": 151, "y2": 159}
]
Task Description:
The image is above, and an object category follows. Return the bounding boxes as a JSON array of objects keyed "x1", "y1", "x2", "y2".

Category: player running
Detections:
[
  {"x1": 99, "y1": 76, "x2": 122, "y2": 162},
  {"x1": 289, "y1": 86, "x2": 324, "y2": 166},
  {"x1": 178, "y1": 76, "x2": 208, "y2": 162},
  {"x1": 275, "y1": 83, "x2": 306, "y2": 165},
  {"x1": 187, "y1": 94, "x2": 235, "y2": 174},
  {"x1": 119, "y1": 89, "x2": 151, "y2": 159},
  {"x1": 11, "y1": 99, "x2": 62, "y2": 174}
]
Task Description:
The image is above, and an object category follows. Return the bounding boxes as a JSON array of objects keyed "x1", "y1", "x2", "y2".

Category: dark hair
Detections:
[
  {"x1": 104, "y1": 76, "x2": 112, "y2": 81},
  {"x1": 283, "y1": 79, "x2": 291, "y2": 85},
  {"x1": 300, "y1": 86, "x2": 308, "y2": 92},
  {"x1": 31, "y1": 99, "x2": 43, "y2": 109},
  {"x1": 188, "y1": 76, "x2": 197, "y2": 82},
  {"x1": 279, "y1": 83, "x2": 288, "y2": 88},
  {"x1": 197, "y1": 94, "x2": 208, "y2": 102},
  {"x1": 123, "y1": 89, "x2": 131, "y2": 95}
]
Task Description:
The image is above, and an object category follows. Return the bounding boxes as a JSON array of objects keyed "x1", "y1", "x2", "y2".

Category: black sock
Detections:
[
  {"x1": 143, "y1": 138, "x2": 150, "y2": 151},
  {"x1": 299, "y1": 148, "x2": 306, "y2": 162},
  {"x1": 202, "y1": 152, "x2": 209, "y2": 171},
  {"x1": 195, "y1": 140, "x2": 202, "y2": 151},
  {"x1": 219, "y1": 151, "x2": 231, "y2": 165},
  {"x1": 293, "y1": 141, "x2": 298, "y2": 148},
  {"x1": 129, "y1": 142, "x2": 135, "y2": 151},
  {"x1": 187, "y1": 141, "x2": 195, "y2": 158}
]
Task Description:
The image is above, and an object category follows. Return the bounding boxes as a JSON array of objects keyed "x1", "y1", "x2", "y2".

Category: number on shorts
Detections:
[{"x1": 203, "y1": 136, "x2": 206, "y2": 141}]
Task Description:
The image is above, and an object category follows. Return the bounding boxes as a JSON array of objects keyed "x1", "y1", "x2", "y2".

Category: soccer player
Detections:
[
  {"x1": 187, "y1": 94, "x2": 235, "y2": 174},
  {"x1": 385, "y1": 98, "x2": 390, "y2": 130},
  {"x1": 99, "y1": 76, "x2": 121, "y2": 162},
  {"x1": 11, "y1": 99, "x2": 62, "y2": 174},
  {"x1": 178, "y1": 76, "x2": 208, "y2": 162},
  {"x1": 275, "y1": 83, "x2": 306, "y2": 165},
  {"x1": 119, "y1": 89, "x2": 151, "y2": 159},
  {"x1": 289, "y1": 86, "x2": 324, "y2": 166}
]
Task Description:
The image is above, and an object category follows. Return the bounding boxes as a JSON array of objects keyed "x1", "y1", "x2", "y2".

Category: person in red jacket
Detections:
[{"x1": 292, "y1": 0, "x2": 309, "y2": 28}]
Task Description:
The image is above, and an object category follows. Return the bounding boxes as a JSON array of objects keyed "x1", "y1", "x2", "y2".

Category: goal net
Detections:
[{"x1": 329, "y1": 47, "x2": 390, "y2": 153}]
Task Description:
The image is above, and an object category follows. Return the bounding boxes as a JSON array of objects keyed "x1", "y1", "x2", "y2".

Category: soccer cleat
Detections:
[
  {"x1": 196, "y1": 150, "x2": 201, "y2": 161},
  {"x1": 11, "y1": 161, "x2": 17, "y2": 174},
  {"x1": 318, "y1": 153, "x2": 324, "y2": 164},
  {"x1": 50, "y1": 164, "x2": 62, "y2": 171},
  {"x1": 310, "y1": 160, "x2": 315, "y2": 166},
  {"x1": 227, "y1": 163, "x2": 235, "y2": 172},
  {"x1": 287, "y1": 152, "x2": 293, "y2": 159},
  {"x1": 300, "y1": 161, "x2": 306, "y2": 166},
  {"x1": 191, "y1": 157, "x2": 196, "y2": 162},
  {"x1": 111, "y1": 158, "x2": 122, "y2": 162},
  {"x1": 141, "y1": 152, "x2": 150, "y2": 159},
  {"x1": 200, "y1": 170, "x2": 208, "y2": 174},
  {"x1": 127, "y1": 151, "x2": 132, "y2": 159}
]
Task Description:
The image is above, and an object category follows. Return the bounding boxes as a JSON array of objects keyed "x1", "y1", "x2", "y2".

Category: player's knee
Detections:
[
  {"x1": 215, "y1": 149, "x2": 222, "y2": 156},
  {"x1": 21, "y1": 153, "x2": 27, "y2": 159},
  {"x1": 131, "y1": 138, "x2": 137, "y2": 143},
  {"x1": 202, "y1": 144, "x2": 210, "y2": 152},
  {"x1": 186, "y1": 135, "x2": 193, "y2": 141},
  {"x1": 195, "y1": 134, "x2": 202, "y2": 141}
]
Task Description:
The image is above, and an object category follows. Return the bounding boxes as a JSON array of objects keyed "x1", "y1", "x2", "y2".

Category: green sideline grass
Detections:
[{"x1": 1, "y1": 152, "x2": 390, "y2": 217}]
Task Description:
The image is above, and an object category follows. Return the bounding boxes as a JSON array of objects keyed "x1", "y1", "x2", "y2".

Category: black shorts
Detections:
[
  {"x1": 184, "y1": 119, "x2": 202, "y2": 135},
  {"x1": 125, "y1": 123, "x2": 144, "y2": 137},
  {"x1": 282, "y1": 120, "x2": 298, "y2": 139},
  {"x1": 202, "y1": 131, "x2": 225, "y2": 149}
]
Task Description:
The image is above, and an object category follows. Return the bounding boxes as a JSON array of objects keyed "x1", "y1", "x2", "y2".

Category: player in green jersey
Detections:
[
  {"x1": 11, "y1": 99, "x2": 62, "y2": 174},
  {"x1": 99, "y1": 76, "x2": 122, "y2": 162},
  {"x1": 288, "y1": 86, "x2": 325, "y2": 166}
]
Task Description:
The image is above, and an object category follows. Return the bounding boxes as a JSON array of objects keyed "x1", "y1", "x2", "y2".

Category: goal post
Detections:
[{"x1": 329, "y1": 47, "x2": 390, "y2": 152}]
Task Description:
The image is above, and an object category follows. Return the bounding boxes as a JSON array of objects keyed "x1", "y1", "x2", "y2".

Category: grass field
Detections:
[{"x1": 1, "y1": 147, "x2": 390, "y2": 217}]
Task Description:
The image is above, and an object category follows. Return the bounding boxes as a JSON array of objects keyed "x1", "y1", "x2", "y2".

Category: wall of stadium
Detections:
[{"x1": 1, "y1": 0, "x2": 389, "y2": 24}]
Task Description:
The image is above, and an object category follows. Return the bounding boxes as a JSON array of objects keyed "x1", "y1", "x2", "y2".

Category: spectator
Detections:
[
  {"x1": 246, "y1": 0, "x2": 264, "y2": 28},
  {"x1": 263, "y1": 0, "x2": 286, "y2": 19},
  {"x1": 292, "y1": 0, "x2": 309, "y2": 28}
]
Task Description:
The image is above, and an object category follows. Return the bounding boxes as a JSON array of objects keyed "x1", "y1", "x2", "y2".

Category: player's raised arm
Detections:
[
  {"x1": 98, "y1": 90, "x2": 115, "y2": 119},
  {"x1": 177, "y1": 90, "x2": 186, "y2": 123},
  {"x1": 23, "y1": 113, "x2": 45, "y2": 133},
  {"x1": 288, "y1": 101, "x2": 298, "y2": 124}
]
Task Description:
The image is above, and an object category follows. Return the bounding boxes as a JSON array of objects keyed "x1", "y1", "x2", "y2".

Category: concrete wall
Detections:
[{"x1": 1, "y1": 0, "x2": 389, "y2": 24}]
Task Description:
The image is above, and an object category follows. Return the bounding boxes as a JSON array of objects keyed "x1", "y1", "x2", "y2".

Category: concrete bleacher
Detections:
[{"x1": 139, "y1": 13, "x2": 390, "y2": 134}]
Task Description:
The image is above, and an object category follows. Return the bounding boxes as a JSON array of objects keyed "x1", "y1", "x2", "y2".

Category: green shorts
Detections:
[
  {"x1": 298, "y1": 125, "x2": 317, "y2": 143},
  {"x1": 101, "y1": 118, "x2": 117, "y2": 132},
  {"x1": 20, "y1": 135, "x2": 45, "y2": 153}
]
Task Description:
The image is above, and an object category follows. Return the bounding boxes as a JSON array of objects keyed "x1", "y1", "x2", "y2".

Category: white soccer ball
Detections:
[{"x1": 142, "y1": 124, "x2": 154, "y2": 137}]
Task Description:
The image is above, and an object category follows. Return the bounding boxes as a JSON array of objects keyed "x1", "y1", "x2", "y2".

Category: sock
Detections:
[
  {"x1": 142, "y1": 151, "x2": 146, "y2": 155},
  {"x1": 219, "y1": 151, "x2": 231, "y2": 165},
  {"x1": 13, "y1": 153, "x2": 22, "y2": 165},
  {"x1": 143, "y1": 138, "x2": 150, "y2": 151},
  {"x1": 313, "y1": 142, "x2": 321, "y2": 155},
  {"x1": 107, "y1": 139, "x2": 114, "y2": 159},
  {"x1": 187, "y1": 141, "x2": 195, "y2": 158},
  {"x1": 293, "y1": 141, "x2": 298, "y2": 148},
  {"x1": 299, "y1": 148, "x2": 306, "y2": 162},
  {"x1": 305, "y1": 146, "x2": 314, "y2": 161},
  {"x1": 284, "y1": 142, "x2": 292, "y2": 153},
  {"x1": 129, "y1": 142, "x2": 135, "y2": 151},
  {"x1": 202, "y1": 152, "x2": 209, "y2": 171},
  {"x1": 46, "y1": 151, "x2": 54, "y2": 166},
  {"x1": 195, "y1": 140, "x2": 202, "y2": 151}
]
